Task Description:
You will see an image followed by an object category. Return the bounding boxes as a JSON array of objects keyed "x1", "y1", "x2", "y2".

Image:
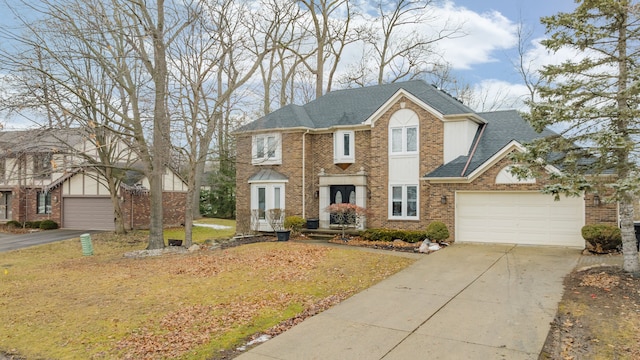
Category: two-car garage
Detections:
[{"x1": 455, "y1": 192, "x2": 585, "y2": 247}]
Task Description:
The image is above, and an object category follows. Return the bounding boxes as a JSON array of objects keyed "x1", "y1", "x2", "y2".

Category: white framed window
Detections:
[
  {"x1": 389, "y1": 185, "x2": 418, "y2": 219},
  {"x1": 390, "y1": 126, "x2": 418, "y2": 154},
  {"x1": 251, "y1": 182, "x2": 286, "y2": 231},
  {"x1": 252, "y1": 133, "x2": 282, "y2": 165},
  {"x1": 333, "y1": 130, "x2": 355, "y2": 163}
]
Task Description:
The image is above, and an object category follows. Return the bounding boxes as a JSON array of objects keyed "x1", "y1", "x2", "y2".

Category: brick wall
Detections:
[
  {"x1": 12, "y1": 186, "x2": 62, "y2": 225},
  {"x1": 122, "y1": 190, "x2": 186, "y2": 230},
  {"x1": 235, "y1": 97, "x2": 618, "y2": 239},
  {"x1": 367, "y1": 97, "x2": 444, "y2": 231}
]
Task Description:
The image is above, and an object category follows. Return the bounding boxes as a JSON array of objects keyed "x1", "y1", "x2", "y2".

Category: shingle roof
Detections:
[
  {"x1": 0, "y1": 128, "x2": 85, "y2": 154},
  {"x1": 425, "y1": 110, "x2": 557, "y2": 178},
  {"x1": 248, "y1": 168, "x2": 289, "y2": 182},
  {"x1": 238, "y1": 80, "x2": 475, "y2": 132}
]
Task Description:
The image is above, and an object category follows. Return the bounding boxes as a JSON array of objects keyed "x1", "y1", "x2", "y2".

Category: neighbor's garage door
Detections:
[
  {"x1": 63, "y1": 197, "x2": 115, "y2": 230},
  {"x1": 456, "y1": 192, "x2": 584, "y2": 247}
]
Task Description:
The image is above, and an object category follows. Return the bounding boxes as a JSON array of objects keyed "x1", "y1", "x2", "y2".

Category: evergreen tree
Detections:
[{"x1": 514, "y1": 0, "x2": 640, "y2": 272}]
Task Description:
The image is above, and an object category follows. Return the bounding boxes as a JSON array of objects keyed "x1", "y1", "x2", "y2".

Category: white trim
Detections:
[
  {"x1": 250, "y1": 182, "x2": 286, "y2": 232},
  {"x1": 365, "y1": 89, "x2": 444, "y2": 127},
  {"x1": 333, "y1": 130, "x2": 355, "y2": 164},
  {"x1": 251, "y1": 133, "x2": 282, "y2": 165},
  {"x1": 423, "y1": 140, "x2": 563, "y2": 183},
  {"x1": 388, "y1": 184, "x2": 419, "y2": 220}
]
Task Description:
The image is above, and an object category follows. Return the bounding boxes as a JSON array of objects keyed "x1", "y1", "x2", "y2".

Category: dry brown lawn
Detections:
[{"x1": 0, "y1": 232, "x2": 415, "y2": 359}]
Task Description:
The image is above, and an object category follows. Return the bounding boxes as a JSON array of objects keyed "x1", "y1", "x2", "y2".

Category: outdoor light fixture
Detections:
[
  {"x1": 593, "y1": 194, "x2": 601, "y2": 206},
  {"x1": 441, "y1": 195, "x2": 447, "y2": 204},
  {"x1": 314, "y1": 190, "x2": 319, "y2": 199}
]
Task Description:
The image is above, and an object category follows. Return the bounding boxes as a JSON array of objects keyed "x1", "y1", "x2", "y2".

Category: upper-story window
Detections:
[
  {"x1": 34, "y1": 153, "x2": 52, "y2": 179},
  {"x1": 389, "y1": 109, "x2": 419, "y2": 155},
  {"x1": 252, "y1": 133, "x2": 282, "y2": 165},
  {"x1": 390, "y1": 126, "x2": 417, "y2": 153},
  {"x1": 333, "y1": 130, "x2": 355, "y2": 164},
  {"x1": 0, "y1": 159, "x2": 5, "y2": 182}
]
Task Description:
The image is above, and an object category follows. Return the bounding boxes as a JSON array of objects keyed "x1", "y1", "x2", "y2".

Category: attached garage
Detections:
[
  {"x1": 456, "y1": 192, "x2": 585, "y2": 247},
  {"x1": 63, "y1": 197, "x2": 115, "y2": 230}
]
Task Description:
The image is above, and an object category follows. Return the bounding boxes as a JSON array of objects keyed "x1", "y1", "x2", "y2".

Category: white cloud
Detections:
[{"x1": 434, "y1": 1, "x2": 519, "y2": 70}]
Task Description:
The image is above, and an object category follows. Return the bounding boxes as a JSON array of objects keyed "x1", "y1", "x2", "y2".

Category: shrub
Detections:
[
  {"x1": 284, "y1": 216, "x2": 306, "y2": 234},
  {"x1": 426, "y1": 221, "x2": 450, "y2": 242},
  {"x1": 6, "y1": 220, "x2": 22, "y2": 229},
  {"x1": 40, "y1": 220, "x2": 59, "y2": 230},
  {"x1": 25, "y1": 221, "x2": 42, "y2": 229},
  {"x1": 360, "y1": 228, "x2": 427, "y2": 243},
  {"x1": 581, "y1": 224, "x2": 621, "y2": 253}
]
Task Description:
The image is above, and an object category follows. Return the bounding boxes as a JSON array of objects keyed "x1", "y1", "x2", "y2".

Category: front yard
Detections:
[{"x1": 0, "y1": 224, "x2": 415, "y2": 359}]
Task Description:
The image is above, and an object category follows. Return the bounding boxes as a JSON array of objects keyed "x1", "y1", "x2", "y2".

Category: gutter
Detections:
[
  {"x1": 302, "y1": 130, "x2": 309, "y2": 219},
  {"x1": 460, "y1": 124, "x2": 486, "y2": 177}
]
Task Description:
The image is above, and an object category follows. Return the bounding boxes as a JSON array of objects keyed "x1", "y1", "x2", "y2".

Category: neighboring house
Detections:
[
  {"x1": 235, "y1": 80, "x2": 616, "y2": 247},
  {"x1": 0, "y1": 129, "x2": 187, "y2": 230}
]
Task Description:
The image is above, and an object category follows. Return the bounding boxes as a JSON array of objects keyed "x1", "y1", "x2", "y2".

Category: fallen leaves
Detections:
[
  {"x1": 0, "y1": 237, "x2": 415, "y2": 360},
  {"x1": 541, "y1": 266, "x2": 640, "y2": 360},
  {"x1": 579, "y1": 272, "x2": 620, "y2": 289}
]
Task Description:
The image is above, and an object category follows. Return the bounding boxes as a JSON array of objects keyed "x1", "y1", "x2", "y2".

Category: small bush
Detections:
[
  {"x1": 284, "y1": 216, "x2": 306, "y2": 234},
  {"x1": 40, "y1": 220, "x2": 59, "y2": 230},
  {"x1": 426, "y1": 221, "x2": 450, "y2": 242},
  {"x1": 360, "y1": 228, "x2": 427, "y2": 243},
  {"x1": 581, "y1": 224, "x2": 621, "y2": 253},
  {"x1": 25, "y1": 221, "x2": 42, "y2": 229},
  {"x1": 6, "y1": 220, "x2": 22, "y2": 229}
]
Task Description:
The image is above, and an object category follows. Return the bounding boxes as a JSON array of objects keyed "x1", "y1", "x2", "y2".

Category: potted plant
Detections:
[{"x1": 266, "y1": 208, "x2": 289, "y2": 241}]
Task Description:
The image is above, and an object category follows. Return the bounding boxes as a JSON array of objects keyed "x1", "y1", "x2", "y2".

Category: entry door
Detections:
[{"x1": 330, "y1": 185, "x2": 355, "y2": 224}]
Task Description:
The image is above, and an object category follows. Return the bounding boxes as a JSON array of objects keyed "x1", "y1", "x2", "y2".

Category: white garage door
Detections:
[
  {"x1": 456, "y1": 192, "x2": 584, "y2": 247},
  {"x1": 63, "y1": 197, "x2": 115, "y2": 230}
]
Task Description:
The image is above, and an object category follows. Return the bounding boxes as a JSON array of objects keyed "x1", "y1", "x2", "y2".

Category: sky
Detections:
[
  {"x1": 0, "y1": 0, "x2": 582, "y2": 125},
  {"x1": 432, "y1": 0, "x2": 579, "y2": 110}
]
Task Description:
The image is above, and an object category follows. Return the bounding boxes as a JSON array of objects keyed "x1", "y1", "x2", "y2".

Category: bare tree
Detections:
[
  {"x1": 341, "y1": 0, "x2": 462, "y2": 87},
  {"x1": 296, "y1": 0, "x2": 356, "y2": 98},
  {"x1": 169, "y1": 0, "x2": 274, "y2": 247},
  {"x1": 0, "y1": 0, "x2": 195, "y2": 249}
]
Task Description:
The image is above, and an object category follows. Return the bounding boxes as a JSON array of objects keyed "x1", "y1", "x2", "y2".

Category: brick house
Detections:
[
  {"x1": 0, "y1": 129, "x2": 187, "y2": 230},
  {"x1": 235, "y1": 80, "x2": 616, "y2": 247}
]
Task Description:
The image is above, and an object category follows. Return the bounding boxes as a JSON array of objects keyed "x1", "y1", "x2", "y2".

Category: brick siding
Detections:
[{"x1": 235, "y1": 97, "x2": 618, "y2": 241}]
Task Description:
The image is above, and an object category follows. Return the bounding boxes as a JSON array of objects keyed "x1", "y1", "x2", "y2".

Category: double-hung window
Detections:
[
  {"x1": 252, "y1": 133, "x2": 281, "y2": 165},
  {"x1": 333, "y1": 130, "x2": 355, "y2": 163},
  {"x1": 390, "y1": 185, "x2": 418, "y2": 219},
  {"x1": 390, "y1": 126, "x2": 418, "y2": 154}
]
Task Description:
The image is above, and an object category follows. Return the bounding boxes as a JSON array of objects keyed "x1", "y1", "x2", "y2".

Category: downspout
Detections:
[
  {"x1": 460, "y1": 124, "x2": 486, "y2": 177},
  {"x1": 302, "y1": 130, "x2": 309, "y2": 219}
]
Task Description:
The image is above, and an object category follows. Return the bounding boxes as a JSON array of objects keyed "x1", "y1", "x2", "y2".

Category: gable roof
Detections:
[
  {"x1": 424, "y1": 110, "x2": 557, "y2": 179},
  {"x1": 237, "y1": 80, "x2": 476, "y2": 132},
  {"x1": 0, "y1": 128, "x2": 85, "y2": 154}
]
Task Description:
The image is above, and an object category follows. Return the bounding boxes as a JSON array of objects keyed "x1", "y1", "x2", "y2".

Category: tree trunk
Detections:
[
  {"x1": 147, "y1": 0, "x2": 169, "y2": 250},
  {"x1": 619, "y1": 196, "x2": 640, "y2": 273}
]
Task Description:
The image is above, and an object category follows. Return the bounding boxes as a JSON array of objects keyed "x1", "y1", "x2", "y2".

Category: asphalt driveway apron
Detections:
[
  {"x1": 236, "y1": 243, "x2": 580, "y2": 360},
  {"x1": 0, "y1": 230, "x2": 96, "y2": 252}
]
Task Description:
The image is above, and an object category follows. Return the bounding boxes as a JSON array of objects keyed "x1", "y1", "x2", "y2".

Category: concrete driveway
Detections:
[
  {"x1": 0, "y1": 230, "x2": 97, "y2": 252},
  {"x1": 236, "y1": 243, "x2": 580, "y2": 360}
]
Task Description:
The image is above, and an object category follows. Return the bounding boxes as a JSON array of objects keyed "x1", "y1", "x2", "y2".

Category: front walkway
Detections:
[{"x1": 236, "y1": 243, "x2": 580, "y2": 360}]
